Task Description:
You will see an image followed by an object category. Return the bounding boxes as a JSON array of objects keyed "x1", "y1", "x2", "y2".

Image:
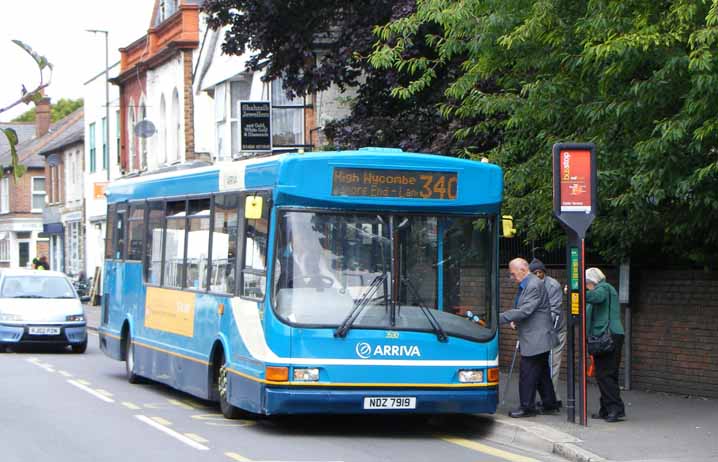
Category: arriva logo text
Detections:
[{"x1": 355, "y1": 342, "x2": 421, "y2": 359}]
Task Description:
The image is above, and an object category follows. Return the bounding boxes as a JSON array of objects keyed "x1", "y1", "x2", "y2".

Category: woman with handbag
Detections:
[{"x1": 586, "y1": 267, "x2": 626, "y2": 422}]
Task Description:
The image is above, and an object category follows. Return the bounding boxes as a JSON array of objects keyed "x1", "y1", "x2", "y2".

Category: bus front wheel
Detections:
[{"x1": 217, "y1": 353, "x2": 244, "y2": 419}]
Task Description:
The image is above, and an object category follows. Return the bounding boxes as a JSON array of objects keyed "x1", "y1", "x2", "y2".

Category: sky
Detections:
[{"x1": 0, "y1": 0, "x2": 156, "y2": 121}]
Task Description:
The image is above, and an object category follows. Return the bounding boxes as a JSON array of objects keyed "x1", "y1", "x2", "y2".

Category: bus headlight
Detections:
[
  {"x1": 458, "y1": 369, "x2": 484, "y2": 383},
  {"x1": 66, "y1": 314, "x2": 85, "y2": 322},
  {"x1": 293, "y1": 368, "x2": 319, "y2": 381}
]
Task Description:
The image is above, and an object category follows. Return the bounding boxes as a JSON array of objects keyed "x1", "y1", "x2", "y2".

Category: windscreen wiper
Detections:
[
  {"x1": 334, "y1": 274, "x2": 387, "y2": 338},
  {"x1": 401, "y1": 277, "x2": 448, "y2": 342}
]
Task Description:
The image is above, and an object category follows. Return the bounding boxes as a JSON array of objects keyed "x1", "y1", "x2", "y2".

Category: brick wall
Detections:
[
  {"x1": 183, "y1": 50, "x2": 196, "y2": 160},
  {"x1": 9, "y1": 167, "x2": 45, "y2": 213},
  {"x1": 497, "y1": 266, "x2": 718, "y2": 398},
  {"x1": 631, "y1": 269, "x2": 718, "y2": 397}
]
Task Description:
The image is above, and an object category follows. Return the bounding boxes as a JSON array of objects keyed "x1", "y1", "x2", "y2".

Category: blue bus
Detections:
[{"x1": 99, "y1": 148, "x2": 503, "y2": 417}]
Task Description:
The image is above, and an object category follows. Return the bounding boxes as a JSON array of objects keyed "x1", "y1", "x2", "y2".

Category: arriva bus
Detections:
[{"x1": 99, "y1": 147, "x2": 503, "y2": 417}]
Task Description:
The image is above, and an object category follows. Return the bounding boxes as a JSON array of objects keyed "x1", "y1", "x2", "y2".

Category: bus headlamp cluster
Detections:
[
  {"x1": 458, "y1": 369, "x2": 484, "y2": 383},
  {"x1": 66, "y1": 314, "x2": 85, "y2": 322},
  {"x1": 293, "y1": 368, "x2": 319, "y2": 381}
]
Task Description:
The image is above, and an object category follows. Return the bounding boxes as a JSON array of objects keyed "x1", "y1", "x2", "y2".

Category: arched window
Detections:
[
  {"x1": 127, "y1": 99, "x2": 136, "y2": 172},
  {"x1": 140, "y1": 101, "x2": 147, "y2": 170},
  {"x1": 160, "y1": 94, "x2": 167, "y2": 165},
  {"x1": 171, "y1": 88, "x2": 181, "y2": 163}
]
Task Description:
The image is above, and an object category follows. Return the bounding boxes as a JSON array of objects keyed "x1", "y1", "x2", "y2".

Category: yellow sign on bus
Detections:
[{"x1": 145, "y1": 287, "x2": 196, "y2": 337}]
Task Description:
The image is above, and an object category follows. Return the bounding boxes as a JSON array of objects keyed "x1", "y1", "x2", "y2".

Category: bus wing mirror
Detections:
[
  {"x1": 245, "y1": 196, "x2": 263, "y2": 219},
  {"x1": 502, "y1": 215, "x2": 516, "y2": 238}
]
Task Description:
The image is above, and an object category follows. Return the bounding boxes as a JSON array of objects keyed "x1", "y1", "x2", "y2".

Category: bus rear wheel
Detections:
[
  {"x1": 125, "y1": 333, "x2": 141, "y2": 384},
  {"x1": 217, "y1": 353, "x2": 244, "y2": 419}
]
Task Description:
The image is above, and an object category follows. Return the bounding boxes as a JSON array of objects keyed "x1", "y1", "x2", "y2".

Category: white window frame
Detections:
[
  {"x1": 0, "y1": 177, "x2": 9, "y2": 214},
  {"x1": 0, "y1": 238, "x2": 10, "y2": 262},
  {"x1": 31, "y1": 176, "x2": 46, "y2": 212}
]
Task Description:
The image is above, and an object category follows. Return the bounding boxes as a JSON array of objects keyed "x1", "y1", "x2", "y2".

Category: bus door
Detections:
[{"x1": 103, "y1": 203, "x2": 127, "y2": 327}]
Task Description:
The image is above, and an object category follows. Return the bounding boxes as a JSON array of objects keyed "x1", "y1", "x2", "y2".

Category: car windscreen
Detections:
[{"x1": 0, "y1": 276, "x2": 76, "y2": 299}]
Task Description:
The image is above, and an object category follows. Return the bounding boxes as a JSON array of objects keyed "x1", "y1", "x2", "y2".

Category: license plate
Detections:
[
  {"x1": 29, "y1": 327, "x2": 61, "y2": 335},
  {"x1": 363, "y1": 397, "x2": 416, "y2": 410}
]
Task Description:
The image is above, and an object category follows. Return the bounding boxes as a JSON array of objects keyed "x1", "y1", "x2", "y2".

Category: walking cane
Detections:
[{"x1": 501, "y1": 339, "x2": 520, "y2": 405}]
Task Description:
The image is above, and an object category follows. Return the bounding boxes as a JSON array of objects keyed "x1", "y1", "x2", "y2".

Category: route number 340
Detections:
[{"x1": 419, "y1": 174, "x2": 457, "y2": 200}]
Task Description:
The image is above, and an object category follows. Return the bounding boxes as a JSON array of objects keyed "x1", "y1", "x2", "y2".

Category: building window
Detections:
[
  {"x1": 213, "y1": 75, "x2": 304, "y2": 161},
  {"x1": 49, "y1": 164, "x2": 59, "y2": 204},
  {"x1": 171, "y1": 88, "x2": 181, "y2": 163},
  {"x1": 160, "y1": 94, "x2": 167, "y2": 164},
  {"x1": 271, "y1": 79, "x2": 305, "y2": 147},
  {"x1": 0, "y1": 177, "x2": 9, "y2": 213},
  {"x1": 157, "y1": 0, "x2": 177, "y2": 24},
  {"x1": 0, "y1": 236, "x2": 9, "y2": 262},
  {"x1": 128, "y1": 102, "x2": 136, "y2": 172},
  {"x1": 89, "y1": 122, "x2": 96, "y2": 173},
  {"x1": 116, "y1": 109, "x2": 121, "y2": 171},
  {"x1": 102, "y1": 117, "x2": 108, "y2": 170},
  {"x1": 31, "y1": 177, "x2": 46, "y2": 212},
  {"x1": 140, "y1": 103, "x2": 147, "y2": 170},
  {"x1": 213, "y1": 76, "x2": 253, "y2": 161}
]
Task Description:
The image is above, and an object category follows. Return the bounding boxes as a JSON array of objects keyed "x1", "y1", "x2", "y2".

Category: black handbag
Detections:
[{"x1": 587, "y1": 292, "x2": 615, "y2": 355}]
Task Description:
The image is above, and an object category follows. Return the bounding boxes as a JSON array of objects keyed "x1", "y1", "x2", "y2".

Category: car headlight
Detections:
[
  {"x1": 0, "y1": 313, "x2": 23, "y2": 322},
  {"x1": 66, "y1": 314, "x2": 85, "y2": 322},
  {"x1": 458, "y1": 369, "x2": 484, "y2": 383}
]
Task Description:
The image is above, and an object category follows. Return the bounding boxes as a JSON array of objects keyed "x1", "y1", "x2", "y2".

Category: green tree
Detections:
[
  {"x1": 11, "y1": 98, "x2": 83, "y2": 123},
  {"x1": 371, "y1": 0, "x2": 718, "y2": 266}
]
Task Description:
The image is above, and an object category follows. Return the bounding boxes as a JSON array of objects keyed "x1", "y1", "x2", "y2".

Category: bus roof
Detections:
[{"x1": 106, "y1": 148, "x2": 503, "y2": 214}]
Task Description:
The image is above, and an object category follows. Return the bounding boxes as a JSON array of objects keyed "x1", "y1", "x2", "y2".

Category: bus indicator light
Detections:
[{"x1": 265, "y1": 366, "x2": 289, "y2": 382}]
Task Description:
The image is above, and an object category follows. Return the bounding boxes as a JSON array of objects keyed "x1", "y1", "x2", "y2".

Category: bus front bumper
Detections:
[{"x1": 264, "y1": 386, "x2": 498, "y2": 415}]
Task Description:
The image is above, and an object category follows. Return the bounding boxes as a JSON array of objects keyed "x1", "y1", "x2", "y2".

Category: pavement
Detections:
[{"x1": 82, "y1": 304, "x2": 718, "y2": 462}]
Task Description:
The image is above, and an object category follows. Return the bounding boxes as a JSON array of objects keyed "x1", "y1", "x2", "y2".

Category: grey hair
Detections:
[{"x1": 585, "y1": 267, "x2": 606, "y2": 285}]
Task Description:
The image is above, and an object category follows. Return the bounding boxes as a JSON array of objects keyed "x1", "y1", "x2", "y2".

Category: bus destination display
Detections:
[{"x1": 332, "y1": 167, "x2": 458, "y2": 200}]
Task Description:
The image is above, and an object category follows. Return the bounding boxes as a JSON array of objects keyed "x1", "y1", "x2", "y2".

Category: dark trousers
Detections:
[
  {"x1": 594, "y1": 334, "x2": 625, "y2": 415},
  {"x1": 519, "y1": 351, "x2": 557, "y2": 410}
]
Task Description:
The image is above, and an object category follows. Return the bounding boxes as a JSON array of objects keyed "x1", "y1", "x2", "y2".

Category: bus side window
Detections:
[
  {"x1": 164, "y1": 200, "x2": 187, "y2": 289},
  {"x1": 186, "y1": 198, "x2": 211, "y2": 290},
  {"x1": 241, "y1": 194, "x2": 269, "y2": 299},
  {"x1": 105, "y1": 204, "x2": 116, "y2": 260},
  {"x1": 114, "y1": 207, "x2": 127, "y2": 260},
  {"x1": 210, "y1": 194, "x2": 239, "y2": 294},
  {"x1": 127, "y1": 202, "x2": 146, "y2": 261},
  {"x1": 145, "y1": 201, "x2": 165, "y2": 284}
]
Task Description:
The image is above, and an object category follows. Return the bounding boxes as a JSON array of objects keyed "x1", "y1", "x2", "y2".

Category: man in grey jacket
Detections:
[
  {"x1": 501, "y1": 258, "x2": 559, "y2": 417},
  {"x1": 530, "y1": 258, "x2": 566, "y2": 407}
]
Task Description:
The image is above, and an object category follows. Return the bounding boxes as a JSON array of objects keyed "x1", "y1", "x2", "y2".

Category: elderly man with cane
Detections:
[{"x1": 500, "y1": 258, "x2": 560, "y2": 418}]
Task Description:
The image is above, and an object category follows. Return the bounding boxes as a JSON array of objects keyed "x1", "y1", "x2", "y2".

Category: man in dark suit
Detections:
[{"x1": 501, "y1": 258, "x2": 560, "y2": 417}]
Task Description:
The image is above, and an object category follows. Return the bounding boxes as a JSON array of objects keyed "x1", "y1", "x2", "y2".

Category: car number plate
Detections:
[
  {"x1": 363, "y1": 397, "x2": 416, "y2": 410},
  {"x1": 29, "y1": 327, "x2": 61, "y2": 335}
]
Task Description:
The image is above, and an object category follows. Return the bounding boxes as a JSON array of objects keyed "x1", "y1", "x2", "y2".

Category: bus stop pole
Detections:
[{"x1": 565, "y1": 243, "x2": 576, "y2": 424}]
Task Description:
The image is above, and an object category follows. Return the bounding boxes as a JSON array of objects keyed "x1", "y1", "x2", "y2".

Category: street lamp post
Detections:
[{"x1": 86, "y1": 29, "x2": 110, "y2": 182}]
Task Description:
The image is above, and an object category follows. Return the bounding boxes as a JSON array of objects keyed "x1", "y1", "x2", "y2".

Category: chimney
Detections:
[{"x1": 36, "y1": 96, "x2": 52, "y2": 137}]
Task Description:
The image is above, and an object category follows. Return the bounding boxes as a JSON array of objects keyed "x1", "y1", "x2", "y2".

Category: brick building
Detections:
[
  {"x1": 38, "y1": 109, "x2": 85, "y2": 275},
  {"x1": 0, "y1": 97, "x2": 54, "y2": 268}
]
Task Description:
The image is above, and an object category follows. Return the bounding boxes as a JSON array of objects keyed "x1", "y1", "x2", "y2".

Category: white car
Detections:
[{"x1": 0, "y1": 269, "x2": 87, "y2": 353}]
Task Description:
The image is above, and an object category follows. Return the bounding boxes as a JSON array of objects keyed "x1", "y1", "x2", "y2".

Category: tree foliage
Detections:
[
  {"x1": 203, "y1": 0, "x2": 494, "y2": 155},
  {"x1": 11, "y1": 98, "x2": 83, "y2": 123},
  {"x1": 371, "y1": 0, "x2": 718, "y2": 266}
]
